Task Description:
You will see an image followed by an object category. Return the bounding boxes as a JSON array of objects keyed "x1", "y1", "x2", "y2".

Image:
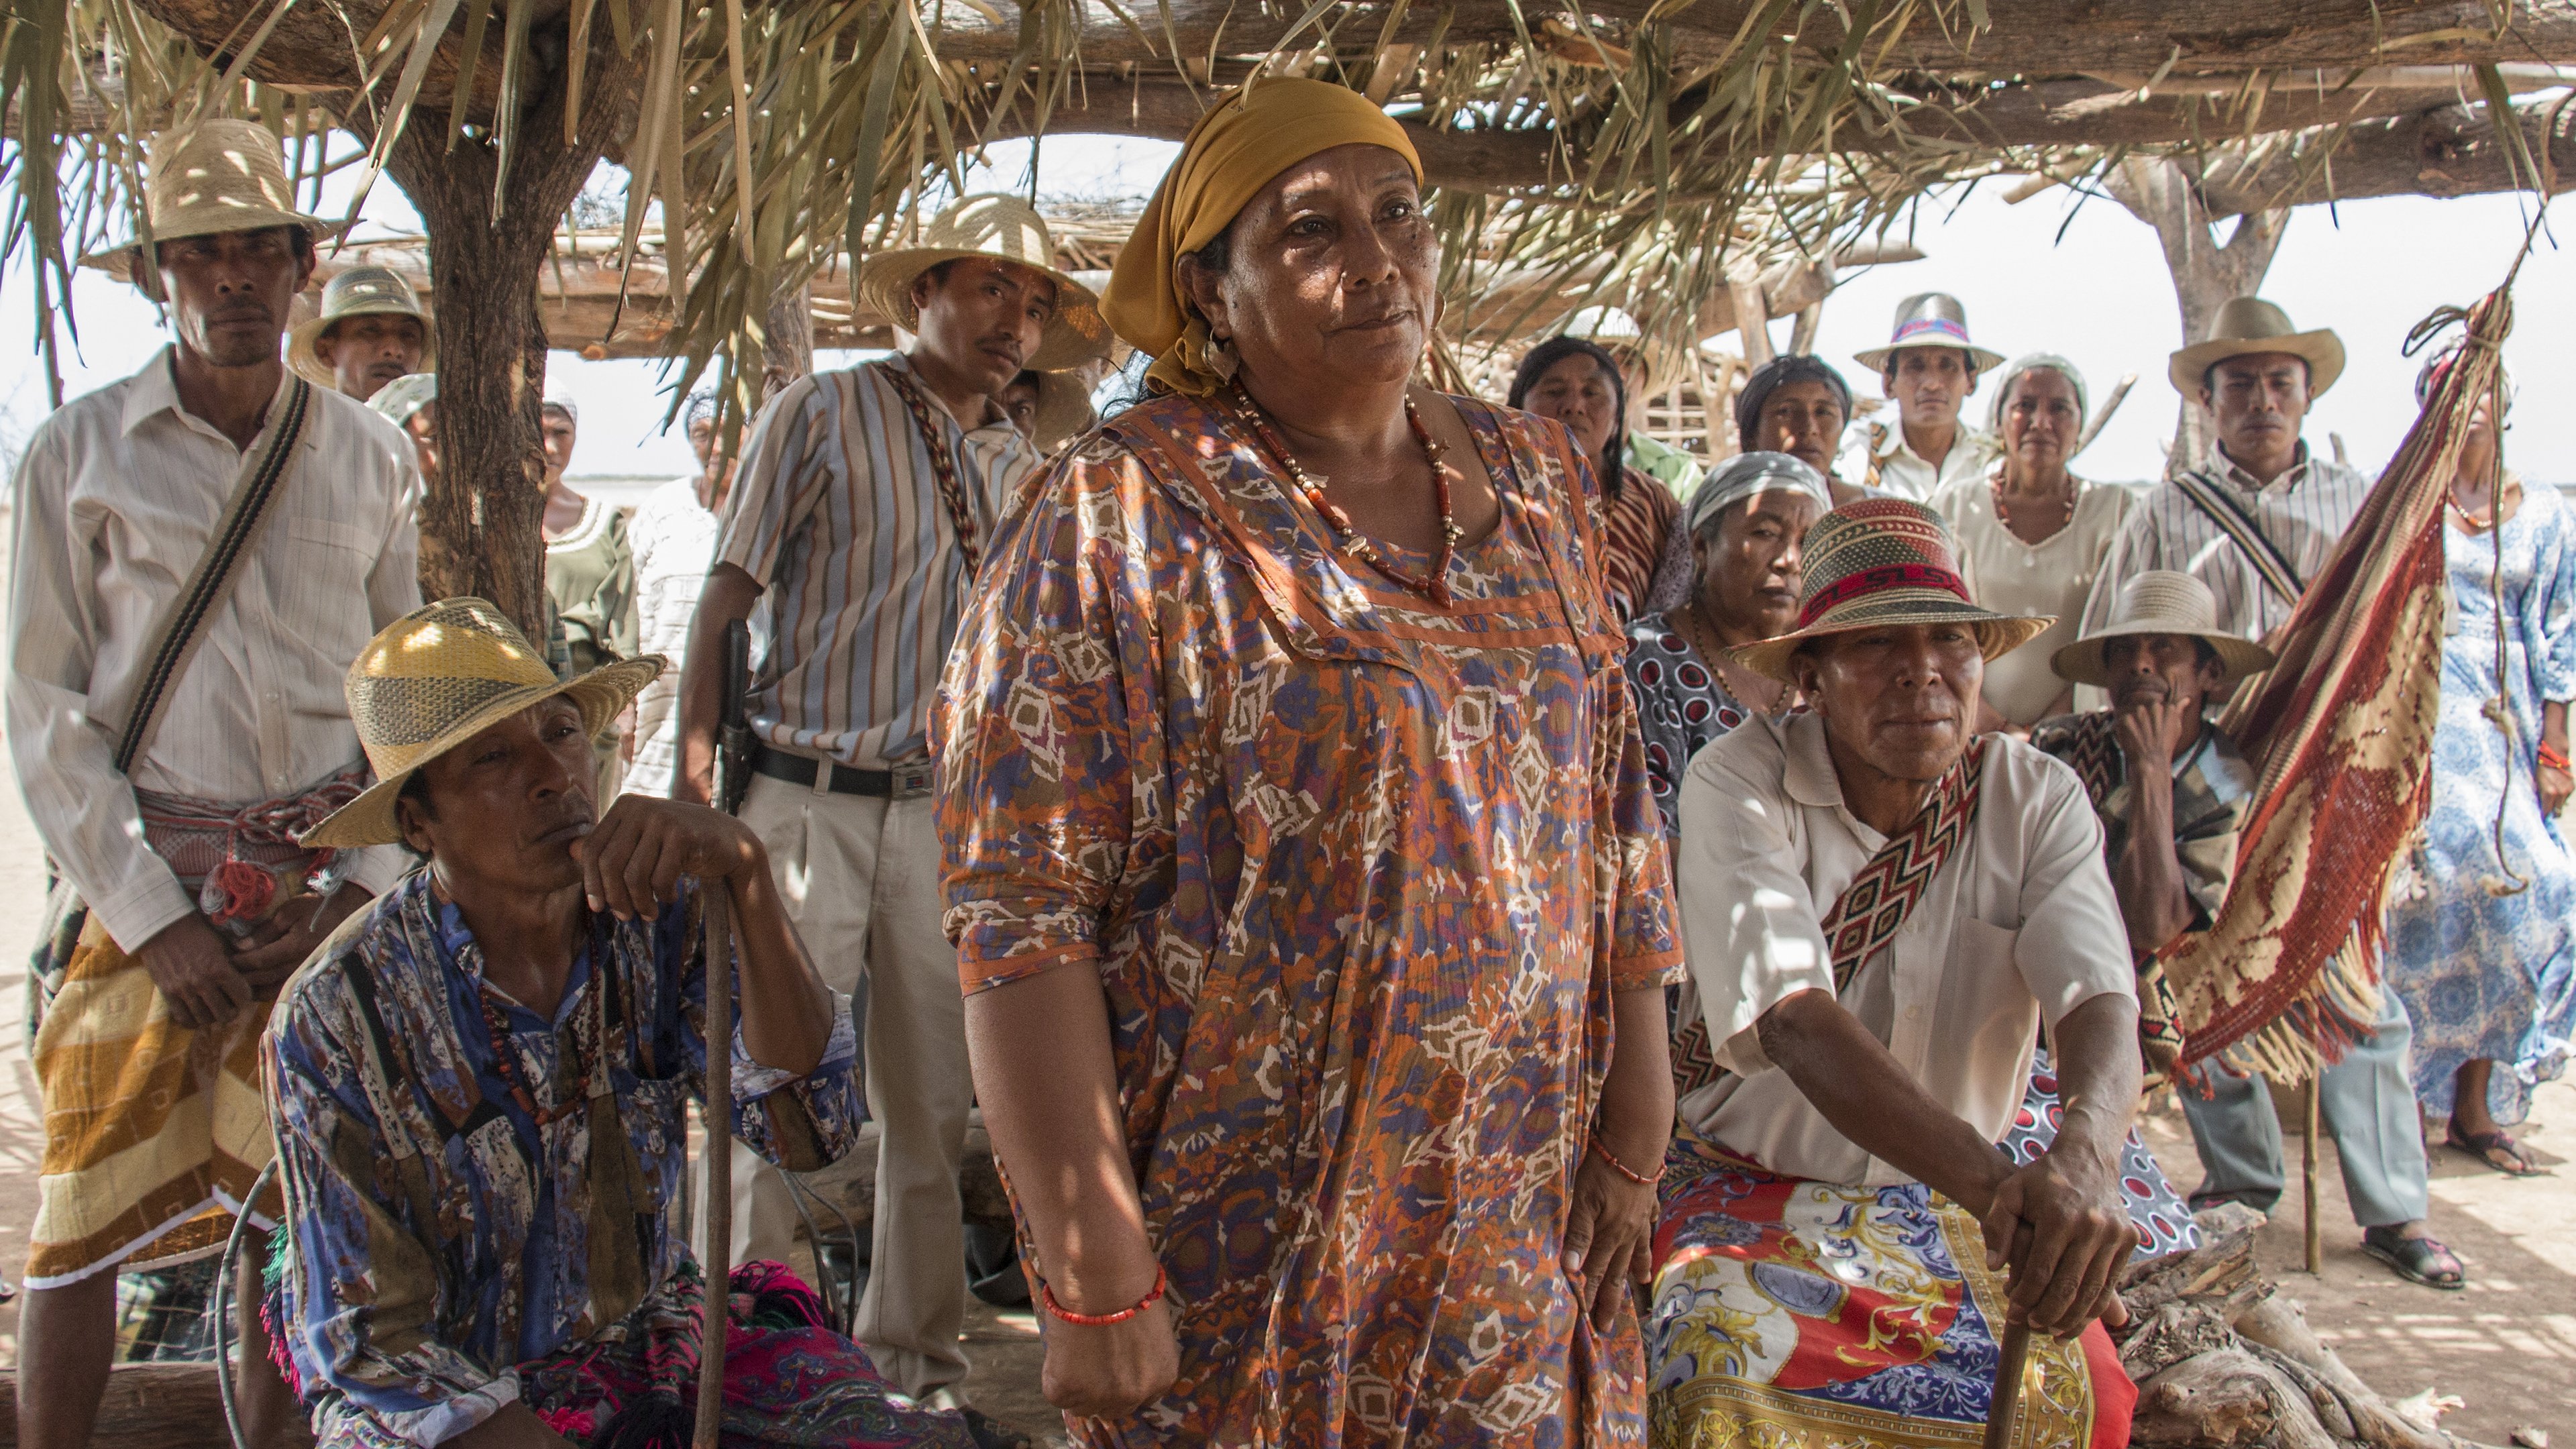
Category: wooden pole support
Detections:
[
  {"x1": 2303, "y1": 1073, "x2": 2323, "y2": 1275},
  {"x1": 1984, "y1": 1320, "x2": 2033, "y2": 1449},
  {"x1": 695, "y1": 884, "x2": 735, "y2": 1449}
]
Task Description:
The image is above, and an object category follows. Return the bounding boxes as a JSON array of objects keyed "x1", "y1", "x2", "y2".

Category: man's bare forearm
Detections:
[
  {"x1": 1755, "y1": 989, "x2": 2012, "y2": 1215},
  {"x1": 964, "y1": 957, "x2": 1160, "y2": 1311},
  {"x1": 2112, "y1": 759, "x2": 2194, "y2": 953},
  {"x1": 725, "y1": 847, "x2": 830, "y2": 1076},
  {"x1": 674, "y1": 565, "x2": 761, "y2": 806},
  {"x1": 2039, "y1": 993, "x2": 2141, "y2": 1168}
]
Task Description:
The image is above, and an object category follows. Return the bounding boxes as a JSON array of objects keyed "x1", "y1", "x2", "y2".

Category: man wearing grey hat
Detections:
[
  {"x1": 1846, "y1": 292, "x2": 2004, "y2": 503},
  {"x1": 2079, "y1": 298, "x2": 2461, "y2": 1290},
  {"x1": 287, "y1": 264, "x2": 431, "y2": 402}
]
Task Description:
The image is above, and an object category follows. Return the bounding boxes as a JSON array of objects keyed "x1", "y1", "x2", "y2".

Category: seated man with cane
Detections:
[
  {"x1": 260, "y1": 599, "x2": 971, "y2": 1449},
  {"x1": 1650, "y1": 500, "x2": 2141, "y2": 1449}
]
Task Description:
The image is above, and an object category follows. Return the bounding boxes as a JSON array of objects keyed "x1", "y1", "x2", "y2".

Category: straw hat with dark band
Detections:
[
  {"x1": 80, "y1": 120, "x2": 348, "y2": 279},
  {"x1": 857, "y1": 194, "x2": 1110, "y2": 372},
  {"x1": 301, "y1": 598, "x2": 662, "y2": 849},
  {"x1": 1730, "y1": 498, "x2": 2053, "y2": 683},
  {"x1": 2049, "y1": 570, "x2": 2274, "y2": 689},
  {"x1": 2167, "y1": 296, "x2": 2345, "y2": 398}
]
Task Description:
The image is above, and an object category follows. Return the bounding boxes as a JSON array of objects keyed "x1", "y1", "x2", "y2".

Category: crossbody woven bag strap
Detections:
[
  {"x1": 109, "y1": 376, "x2": 314, "y2": 773},
  {"x1": 882, "y1": 365, "x2": 983, "y2": 578},
  {"x1": 1667, "y1": 735, "x2": 1990, "y2": 1099},
  {"x1": 2172, "y1": 468, "x2": 2304, "y2": 608}
]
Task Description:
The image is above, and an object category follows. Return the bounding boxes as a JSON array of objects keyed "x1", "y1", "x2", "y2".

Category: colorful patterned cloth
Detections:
[
  {"x1": 262, "y1": 873, "x2": 872, "y2": 1446},
  {"x1": 938, "y1": 392, "x2": 1684, "y2": 1444},
  {"x1": 1601, "y1": 467, "x2": 1682, "y2": 625},
  {"x1": 1648, "y1": 1133, "x2": 2135, "y2": 1449},
  {"x1": 1625, "y1": 614, "x2": 1786, "y2": 835},
  {"x1": 1998, "y1": 1051, "x2": 2199, "y2": 1260},
  {"x1": 2385, "y1": 484, "x2": 2576, "y2": 1124}
]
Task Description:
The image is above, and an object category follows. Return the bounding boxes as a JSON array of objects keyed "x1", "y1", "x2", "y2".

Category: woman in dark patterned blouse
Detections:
[
  {"x1": 1626, "y1": 451, "x2": 1831, "y2": 831},
  {"x1": 1509, "y1": 335, "x2": 1683, "y2": 623}
]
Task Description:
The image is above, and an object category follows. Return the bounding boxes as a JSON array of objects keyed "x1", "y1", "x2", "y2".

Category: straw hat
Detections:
[
  {"x1": 80, "y1": 119, "x2": 347, "y2": 279},
  {"x1": 1853, "y1": 293, "x2": 2006, "y2": 376},
  {"x1": 288, "y1": 266, "x2": 434, "y2": 387},
  {"x1": 1562, "y1": 305, "x2": 1682, "y2": 396},
  {"x1": 2049, "y1": 571, "x2": 2275, "y2": 689},
  {"x1": 301, "y1": 598, "x2": 662, "y2": 849},
  {"x1": 857, "y1": 195, "x2": 1110, "y2": 372},
  {"x1": 368, "y1": 372, "x2": 437, "y2": 427},
  {"x1": 1730, "y1": 498, "x2": 2053, "y2": 683},
  {"x1": 2167, "y1": 296, "x2": 2344, "y2": 398}
]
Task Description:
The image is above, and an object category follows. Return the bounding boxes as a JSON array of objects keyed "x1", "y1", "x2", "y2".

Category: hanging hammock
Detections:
[{"x1": 2157, "y1": 284, "x2": 2517, "y2": 1083}]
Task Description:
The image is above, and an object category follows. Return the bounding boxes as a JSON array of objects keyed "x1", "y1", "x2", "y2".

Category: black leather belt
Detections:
[{"x1": 750, "y1": 744, "x2": 934, "y2": 799}]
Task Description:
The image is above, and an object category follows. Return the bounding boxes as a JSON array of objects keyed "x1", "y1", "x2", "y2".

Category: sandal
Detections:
[
  {"x1": 2362, "y1": 1226, "x2": 2467, "y2": 1290},
  {"x1": 2445, "y1": 1124, "x2": 2544, "y2": 1177}
]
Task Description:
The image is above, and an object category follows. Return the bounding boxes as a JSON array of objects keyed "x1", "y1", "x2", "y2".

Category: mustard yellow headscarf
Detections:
[{"x1": 1103, "y1": 78, "x2": 1424, "y2": 398}]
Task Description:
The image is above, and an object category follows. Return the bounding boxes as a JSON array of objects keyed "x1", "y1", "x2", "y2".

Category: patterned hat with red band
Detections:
[{"x1": 1729, "y1": 497, "x2": 2053, "y2": 683}]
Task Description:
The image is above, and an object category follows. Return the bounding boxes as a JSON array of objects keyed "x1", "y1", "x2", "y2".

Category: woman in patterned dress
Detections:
[
  {"x1": 1626, "y1": 451, "x2": 1829, "y2": 833},
  {"x1": 1511, "y1": 335, "x2": 1683, "y2": 624},
  {"x1": 936, "y1": 78, "x2": 1682, "y2": 1444},
  {"x1": 2385, "y1": 351, "x2": 2576, "y2": 1176}
]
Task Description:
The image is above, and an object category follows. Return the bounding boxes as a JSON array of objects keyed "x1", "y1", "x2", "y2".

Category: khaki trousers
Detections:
[{"x1": 734, "y1": 770, "x2": 973, "y2": 1399}]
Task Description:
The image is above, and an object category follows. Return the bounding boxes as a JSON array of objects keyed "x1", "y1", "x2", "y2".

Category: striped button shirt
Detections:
[
  {"x1": 713, "y1": 354, "x2": 1039, "y2": 768},
  {"x1": 2080, "y1": 441, "x2": 2372, "y2": 642}
]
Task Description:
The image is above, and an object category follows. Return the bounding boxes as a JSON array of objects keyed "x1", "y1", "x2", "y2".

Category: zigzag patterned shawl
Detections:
[
  {"x1": 2163, "y1": 287, "x2": 2515, "y2": 1081},
  {"x1": 1671, "y1": 737, "x2": 1990, "y2": 1097}
]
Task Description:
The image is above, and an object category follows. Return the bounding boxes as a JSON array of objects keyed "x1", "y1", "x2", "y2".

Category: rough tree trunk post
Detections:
[
  {"x1": 2106, "y1": 158, "x2": 2290, "y2": 477},
  {"x1": 368, "y1": 29, "x2": 644, "y2": 637},
  {"x1": 762, "y1": 281, "x2": 816, "y2": 397}
]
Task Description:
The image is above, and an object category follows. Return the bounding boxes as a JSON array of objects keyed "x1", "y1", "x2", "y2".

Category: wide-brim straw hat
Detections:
[
  {"x1": 2168, "y1": 296, "x2": 2345, "y2": 398},
  {"x1": 1731, "y1": 497, "x2": 2053, "y2": 684},
  {"x1": 2050, "y1": 570, "x2": 2275, "y2": 689},
  {"x1": 301, "y1": 598, "x2": 662, "y2": 849},
  {"x1": 80, "y1": 119, "x2": 350, "y2": 279},
  {"x1": 288, "y1": 266, "x2": 435, "y2": 387},
  {"x1": 1028, "y1": 368, "x2": 1095, "y2": 453},
  {"x1": 1853, "y1": 292, "x2": 2006, "y2": 375},
  {"x1": 857, "y1": 194, "x2": 1110, "y2": 372}
]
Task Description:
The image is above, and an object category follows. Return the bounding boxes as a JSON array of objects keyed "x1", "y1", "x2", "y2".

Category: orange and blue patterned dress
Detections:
[{"x1": 936, "y1": 390, "x2": 1684, "y2": 1445}]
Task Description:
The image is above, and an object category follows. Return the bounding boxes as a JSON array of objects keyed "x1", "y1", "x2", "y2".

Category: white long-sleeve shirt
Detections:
[{"x1": 7, "y1": 349, "x2": 423, "y2": 951}]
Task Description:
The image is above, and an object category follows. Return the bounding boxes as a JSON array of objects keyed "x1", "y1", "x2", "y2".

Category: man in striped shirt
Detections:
[
  {"x1": 2082, "y1": 297, "x2": 2460, "y2": 1289},
  {"x1": 675, "y1": 196, "x2": 1109, "y2": 1422}
]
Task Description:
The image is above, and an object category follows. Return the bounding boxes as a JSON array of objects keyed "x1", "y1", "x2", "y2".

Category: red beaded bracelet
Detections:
[
  {"x1": 1589, "y1": 1137, "x2": 1661, "y2": 1187},
  {"x1": 2540, "y1": 743, "x2": 2571, "y2": 773},
  {"x1": 1041, "y1": 1264, "x2": 1168, "y2": 1326}
]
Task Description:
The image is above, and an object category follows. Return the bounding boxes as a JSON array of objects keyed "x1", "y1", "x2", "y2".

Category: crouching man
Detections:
[
  {"x1": 261, "y1": 599, "x2": 971, "y2": 1449},
  {"x1": 1650, "y1": 500, "x2": 2141, "y2": 1449}
]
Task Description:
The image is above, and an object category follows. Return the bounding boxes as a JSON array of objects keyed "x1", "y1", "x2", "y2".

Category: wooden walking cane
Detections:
[
  {"x1": 2304, "y1": 1042, "x2": 2324, "y2": 1275},
  {"x1": 1983, "y1": 1320, "x2": 2033, "y2": 1449},
  {"x1": 695, "y1": 883, "x2": 735, "y2": 1449}
]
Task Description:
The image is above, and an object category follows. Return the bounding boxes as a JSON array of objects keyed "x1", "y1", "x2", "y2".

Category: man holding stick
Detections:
[
  {"x1": 1650, "y1": 500, "x2": 2141, "y2": 1449},
  {"x1": 260, "y1": 598, "x2": 969, "y2": 1449}
]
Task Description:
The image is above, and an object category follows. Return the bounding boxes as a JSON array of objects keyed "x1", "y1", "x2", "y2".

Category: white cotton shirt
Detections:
[
  {"x1": 1931, "y1": 472, "x2": 2136, "y2": 727},
  {"x1": 2080, "y1": 442, "x2": 2369, "y2": 642},
  {"x1": 1674, "y1": 712, "x2": 2135, "y2": 1187},
  {"x1": 621, "y1": 476, "x2": 721, "y2": 799},
  {"x1": 1847, "y1": 419, "x2": 1999, "y2": 504},
  {"x1": 7, "y1": 349, "x2": 423, "y2": 951}
]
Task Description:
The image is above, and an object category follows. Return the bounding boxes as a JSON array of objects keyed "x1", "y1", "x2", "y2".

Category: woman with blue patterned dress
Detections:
[{"x1": 2385, "y1": 355, "x2": 2576, "y2": 1176}]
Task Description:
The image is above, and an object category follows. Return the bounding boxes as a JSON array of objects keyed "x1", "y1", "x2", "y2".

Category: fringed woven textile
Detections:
[{"x1": 2163, "y1": 287, "x2": 2517, "y2": 1080}]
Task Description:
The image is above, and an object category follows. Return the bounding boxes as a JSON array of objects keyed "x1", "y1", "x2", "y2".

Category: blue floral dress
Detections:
[{"x1": 2385, "y1": 481, "x2": 2576, "y2": 1124}]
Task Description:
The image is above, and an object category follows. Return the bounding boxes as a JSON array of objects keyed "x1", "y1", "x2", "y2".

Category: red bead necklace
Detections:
[{"x1": 1231, "y1": 382, "x2": 1461, "y2": 605}]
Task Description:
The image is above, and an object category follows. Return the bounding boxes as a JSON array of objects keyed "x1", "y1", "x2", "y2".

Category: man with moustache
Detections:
[
  {"x1": 1652, "y1": 499, "x2": 2141, "y2": 1448},
  {"x1": 674, "y1": 195, "x2": 1108, "y2": 1428},
  {"x1": 6, "y1": 121, "x2": 422, "y2": 1448},
  {"x1": 2032, "y1": 572, "x2": 2273, "y2": 1082},
  {"x1": 1845, "y1": 292, "x2": 2004, "y2": 502},
  {"x1": 2080, "y1": 299, "x2": 2459, "y2": 1289},
  {"x1": 286, "y1": 265, "x2": 432, "y2": 402}
]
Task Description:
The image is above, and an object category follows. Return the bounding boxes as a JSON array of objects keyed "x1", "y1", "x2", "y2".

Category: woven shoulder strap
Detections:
[
  {"x1": 107, "y1": 376, "x2": 314, "y2": 773},
  {"x1": 1668, "y1": 735, "x2": 1990, "y2": 1099},
  {"x1": 880, "y1": 364, "x2": 983, "y2": 578},
  {"x1": 2171, "y1": 468, "x2": 2303, "y2": 607}
]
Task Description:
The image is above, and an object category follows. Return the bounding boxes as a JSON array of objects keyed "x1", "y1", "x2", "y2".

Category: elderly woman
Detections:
[
  {"x1": 1737, "y1": 355, "x2": 1870, "y2": 505},
  {"x1": 936, "y1": 78, "x2": 1681, "y2": 1442},
  {"x1": 1627, "y1": 451, "x2": 1829, "y2": 828},
  {"x1": 263, "y1": 599, "x2": 968, "y2": 1448},
  {"x1": 1931, "y1": 354, "x2": 2133, "y2": 729},
  {"x1": 1511, "y1": 335, "x2": 1682, "y2": 623},
  {"x1": 2385, "y1": 349, "x2": 2576, "y2": 1181}
]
